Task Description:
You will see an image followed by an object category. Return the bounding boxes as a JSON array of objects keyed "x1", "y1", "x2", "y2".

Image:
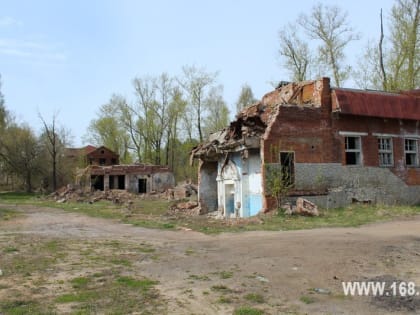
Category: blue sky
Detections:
[{"x1": 0, "y1": 0, "x2": 395, "y2": 146}]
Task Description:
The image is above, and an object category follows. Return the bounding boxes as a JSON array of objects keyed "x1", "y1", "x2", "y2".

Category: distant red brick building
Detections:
[
  {"x1": 192, "y1": 78, "x2": 420, "y2": 217},
  {"x1": 65, "y1": 145, "x2": 119, "y2": 166},
  {"x1": 66, "y1": 145, "x2": 174, "y2": 193}
]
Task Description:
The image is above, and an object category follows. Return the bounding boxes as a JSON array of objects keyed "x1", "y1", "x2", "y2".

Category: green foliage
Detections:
[
  {"x1": 236, "y1": 84, "x2": 257, "y2": 113},
  {"x1": 355, "y1": 0, "x2": 419, "y2": 91},
  {"x1": 264, "y1": 163, "x2": 292, "y2": 210}
]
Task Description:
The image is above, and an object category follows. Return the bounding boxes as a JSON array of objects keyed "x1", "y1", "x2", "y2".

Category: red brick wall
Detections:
[{"x1": 261, "y1": 81, "x2": 420, "y2": 211}]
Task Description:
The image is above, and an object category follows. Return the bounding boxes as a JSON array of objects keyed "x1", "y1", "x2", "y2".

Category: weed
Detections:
[
  {"x1": 185, "y1": 248, "x2": 195, "y2": 255},
  {"x1": 211, "y1": 284, "x2": 233, "y2": 293},
  {"x1": 189, "y1": 274, "x2": 210, "y2": 281},
  {"x1": 219, "y1": 270, "x2": 233, "y2": 279},
  {"x1": 244, "y1": 293, "x2": 265, "y2": 303},
  {"x1": 218, "y1": 296, "x2": 233, "y2": 303},
  {"x1": 300, "y1": 295, "x2": 315, "y2": 304}
]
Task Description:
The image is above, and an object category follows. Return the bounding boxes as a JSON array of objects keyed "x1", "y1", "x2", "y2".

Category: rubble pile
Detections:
[
  {"x1": 282, "y1": 197, "x2": 319, "y2": 216},
  {"x1": 167, "y1": 201, "x2": 202, "y2": 216},
  {"x1": 50, "y1": 185, "x2": 134, "y2": 204},
  {"x1": 167, "y1": 183, "x2": 198, "y2": 200}
]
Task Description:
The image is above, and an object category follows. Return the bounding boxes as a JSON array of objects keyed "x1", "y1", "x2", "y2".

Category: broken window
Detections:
[
  {"x1": 345, "y1": 136, "x2": 361, "y2": 165},
  {"x1": 280, "y1": 152, "x2": 294, "y2": 186},
  {"x1": 378, "y1": 138, "x2": 393, "y2": 167},
  {"x1": 99, "y1": 158, "x2": 106, "y2": 165},
  {"x1": 405, "y1": 139, "x2": 418, "y2": 167}
]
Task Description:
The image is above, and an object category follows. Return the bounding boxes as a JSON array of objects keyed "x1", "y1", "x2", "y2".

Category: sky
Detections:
[{"x1": 0, "y1": 0, "x2": 396, "y2": 146}]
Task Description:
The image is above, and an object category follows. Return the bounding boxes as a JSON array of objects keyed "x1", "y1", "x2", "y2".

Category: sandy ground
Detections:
[{"x1": 1, "y1": 204, "x2": 420, "y2": 314}]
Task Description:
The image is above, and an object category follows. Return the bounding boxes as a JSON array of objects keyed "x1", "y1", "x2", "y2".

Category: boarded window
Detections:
[
  {"x1": 345, "y1": 136, "x2": 361, "y2": 165},
  {"x1": 405, "y1": 139, "x2": 418, "y2": 166},
  {"x1": 378, "y1": 138, "x2": 393, "y2": 167}
]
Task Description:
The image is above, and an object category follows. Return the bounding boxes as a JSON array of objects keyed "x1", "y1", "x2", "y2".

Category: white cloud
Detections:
[
  {"x1": 0, "y1": 38, "x2": 67, "y2": 64},
  {"x1": 0, "y1": 16, "x2": 23, "y2": 28}
]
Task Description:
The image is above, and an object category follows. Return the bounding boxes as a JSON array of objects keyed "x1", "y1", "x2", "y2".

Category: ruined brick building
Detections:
[
  {"x1": 191, "y1": 78, "x2": 420, "y2": 218},
  {"x1": 66, "y1": 145, "x2": 175, "y2": 193}
]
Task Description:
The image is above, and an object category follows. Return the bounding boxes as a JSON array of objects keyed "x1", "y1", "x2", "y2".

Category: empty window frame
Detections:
[
  {"x1": 279, "y1": 151, "x2": 294, "y2": 186},
  {"x1": 345, "y1": 136, "x2": 361, "y2": 165},
  {"x1": 378, "y1": 137, "x2": 393, "y2": 167},
  {"x1": 405, "y1": 139, "x2": 418, "y2": 167}
]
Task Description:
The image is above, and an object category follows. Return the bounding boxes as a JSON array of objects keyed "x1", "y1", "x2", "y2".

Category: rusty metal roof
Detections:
[{"x1": 332, "y1": 88, "x2": 420, "y2": 120}]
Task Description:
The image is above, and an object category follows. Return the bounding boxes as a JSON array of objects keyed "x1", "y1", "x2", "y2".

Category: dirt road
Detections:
[{"x1": 1, "y1": 204, "x2": 420, "y2": 314}]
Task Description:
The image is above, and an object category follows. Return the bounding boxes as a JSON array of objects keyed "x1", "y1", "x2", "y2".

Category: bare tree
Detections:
[
  {"x1": 278, "y1": 23, "x2": 312, "y2": 82},
  {"x1": 39, "y1": 112, "x2": 59, "y2": 191},
  {"x1": 299, "y1": 3, "x2": 359, "y2": 87},
  {"x1": 179, "y1": 65, "x2": 217, "y2": 142}
]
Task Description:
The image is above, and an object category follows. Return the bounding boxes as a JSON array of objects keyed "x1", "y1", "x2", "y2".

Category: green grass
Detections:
[
  {"x1": 55, "y1": 291, "x2": 99, "y2": 303},
  {"x1": 2, "y1": 190, "x2": 420, "y2": 234},
  {"x1": 0, "y1": 191, "x2": 40, "y2": 202},
  {"x1": 233, "y1": 306, "x2": 264, "y2": 315}
]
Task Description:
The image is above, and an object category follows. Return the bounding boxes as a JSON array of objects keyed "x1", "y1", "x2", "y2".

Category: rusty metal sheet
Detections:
[{"x1": 333, "y1": 89, "x2": 420, "y2": 120}]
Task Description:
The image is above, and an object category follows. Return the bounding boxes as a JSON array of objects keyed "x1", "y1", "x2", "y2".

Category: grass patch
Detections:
[
  {"x1": 211, "y1": 284, "x2": 233, "y2": 293},
  {"x1": 71, "y1": 276, "x2": 90, "y2": 289},
  {"x1": 300, "y1": 295, "x2": 315, "y2": 304},
  {"x1": 0, "y1": 299, "x2": 55, "y2": 315},
  {"x1": 110, "y1": 258, "x2": 132, "y2": 266},
  {"x1": 3, "y1": 246, "x2": 19, "y2": 253},
  {"x1": 244, "y1": 293, "x2": 265, "y2": 303},
  {"x1": 219, "y1": 270, "x2": 233, "y2": 279},
  {"x1": 233, "y1": 306, "x2": 264, "y2": 315},
  {"x1": 116, "y1": 276, "x2": 158, "y2": 291},
  {"x1": 189, "y1": 274, "x2": 211, "y2": 281},
  {"x1": 217, "y1": 296, "x2": 233, "y2": 304},
  {"x1": 0, "y1": 191, "x2": 40, "y2": 202},
  {"x1": 55, "y1": 291, "x2": 99, "y2": 303},
  {"x1": 0, "y1": 207, "x2": 19, "y2": 221}
]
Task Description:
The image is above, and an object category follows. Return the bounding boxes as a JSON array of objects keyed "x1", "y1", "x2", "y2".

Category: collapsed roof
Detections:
[{"x1": 191, "y1": 79, "x2": 324, "y2": 161}]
